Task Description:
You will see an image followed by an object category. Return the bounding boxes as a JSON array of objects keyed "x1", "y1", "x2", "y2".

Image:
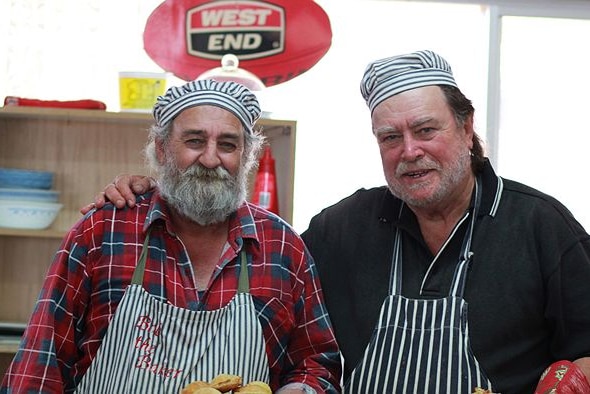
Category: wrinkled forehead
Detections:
[
  {"x1": 170, "y1": 105, "x2": 246, "y2": 138},
  {"x1": 371, "y1": 86, "x2": 449, "y2": 121}
]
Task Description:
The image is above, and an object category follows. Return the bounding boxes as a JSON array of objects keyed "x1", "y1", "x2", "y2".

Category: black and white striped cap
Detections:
[
  {"x1": 153, "y1": 79, "x2": 261, "y2": 132},
  {"x1": 360, "y1": 50, "x2": 458, "y2": 113}
]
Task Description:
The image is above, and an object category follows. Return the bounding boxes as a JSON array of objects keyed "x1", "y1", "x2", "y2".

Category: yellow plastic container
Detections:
[{"x1": 119, "y1": 71, "x2": 168, "y2": 112}]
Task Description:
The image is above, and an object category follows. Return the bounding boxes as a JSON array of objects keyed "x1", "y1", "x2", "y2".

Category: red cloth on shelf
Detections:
[{"x1": 4, "y1": 96, "x2": 107, "y2": 110}]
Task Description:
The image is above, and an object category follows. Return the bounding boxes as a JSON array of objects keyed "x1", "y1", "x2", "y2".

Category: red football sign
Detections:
[{"x1": 143, "y1": 0, "x2": 332, "y2": 87}]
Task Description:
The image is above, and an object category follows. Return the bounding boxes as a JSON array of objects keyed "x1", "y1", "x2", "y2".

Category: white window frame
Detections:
[{"x1": 485, "y1": 1, "x2": 590, "y2": 167}]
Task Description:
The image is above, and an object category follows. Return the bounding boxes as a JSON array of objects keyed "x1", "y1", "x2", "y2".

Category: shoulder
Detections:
[
  {"x1": 241, "y1": 201, "x2": 299, "y2": 234},
  {"x1": 238, "y1": 201, "x2": 307, "y2": 251},
  {"x1": 500, "y1": 178, "x2": 585, "y2": 229},
  {"x1": 307, "y1": 186, "x2": 392, "y2": 227},
  {"x1": 301, "y1": 186, "x2": 394, "y2": 246},
  {"x1": 490, "y1": 178, "x2": 590, "y2": 256},
  {"x1": 73, "y1": 192, "x2": 154, "y2": 241},
  {"x1": 314, "y1": 186, "x2": 390, "y2": 216}
]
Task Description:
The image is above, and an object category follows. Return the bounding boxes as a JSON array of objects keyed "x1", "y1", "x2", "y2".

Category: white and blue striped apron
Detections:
[
  {"x1": 75, "y1": 231, "x2": 270, "y2": 393},
  {"x1": 346, "y1": 178, "x2": 493, "y2": 393}
]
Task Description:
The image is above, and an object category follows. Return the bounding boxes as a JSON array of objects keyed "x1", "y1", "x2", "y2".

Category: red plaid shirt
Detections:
[{"x1": 1, "y1": 191, "x2": 341, "y2": 393}]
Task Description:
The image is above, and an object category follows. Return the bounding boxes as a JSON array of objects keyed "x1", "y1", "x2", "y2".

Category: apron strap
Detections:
[
  {"x1": 131, "y1": 227, "x2": 153, "y2": 286},
  {"x1": 237, "y1": 249, "x2": 250, "y2": 294},
  {"x1": 389, "y1": 229, "x2": 403, "y2": 295},
  {"x1": 450, "y1": 175, "x2": 483, "y2": 298},
  {"x1": 390, "y1": 175, "x2": 484, "y2": 297}
]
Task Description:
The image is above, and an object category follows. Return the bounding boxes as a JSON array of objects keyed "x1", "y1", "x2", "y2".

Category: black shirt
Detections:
[{"x1": 302, "y1": 160, "x2": 590, "y2": 393}]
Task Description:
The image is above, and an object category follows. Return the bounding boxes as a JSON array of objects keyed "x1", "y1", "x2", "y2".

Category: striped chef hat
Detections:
[
  {"x1": 360, "y1": 50, "x2": 458, "y2": 113},
  {"x1": 153, "y1": 79, "x2": 261, "y2": 133}
]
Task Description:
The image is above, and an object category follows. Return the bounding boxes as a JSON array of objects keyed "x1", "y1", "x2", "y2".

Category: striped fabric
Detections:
[
  {"x1": 153, "y1": 79, "x2": 261, "y2": 132},
  {"x1": 345, "y1": 293, "x2": 492, "y2": 393},
  {"x1": 76, "y1": 285, "x2": 269, "y2": 394},
  {"x1": 360, "y1": 49, "x2": 458, "y2": 113},
  {"x1": 74, "y1": 240, "x2": 269, "y2": 392},
  {"x1": 74, "y1": 273, "x2": 269, "y2": 392},
  {"x1": 345, "y1": 178, "x2": 493, "y2": 393}
]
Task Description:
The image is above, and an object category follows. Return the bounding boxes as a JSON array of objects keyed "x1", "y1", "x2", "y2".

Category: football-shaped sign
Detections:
[{"x1": 144, "y1": 0, "x2": 332, "y2": 87}]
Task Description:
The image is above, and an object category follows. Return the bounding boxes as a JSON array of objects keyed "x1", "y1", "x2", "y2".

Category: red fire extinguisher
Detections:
[{"x1": 251, "y1": 145, "x2": 279, "y2": 215}]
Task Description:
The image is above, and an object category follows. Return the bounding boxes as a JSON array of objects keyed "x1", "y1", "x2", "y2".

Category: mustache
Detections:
[
  {"x1": 182, "y1": 164, "x2": 231, "y2": 180},
  {"x1": 395, "y1": 158, "x2": 439, "y2": 177}
]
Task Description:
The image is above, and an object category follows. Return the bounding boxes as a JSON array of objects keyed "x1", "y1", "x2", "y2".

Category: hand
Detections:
[{"x1": 79, "y1": 174, "x2": 156, "y2": 214}]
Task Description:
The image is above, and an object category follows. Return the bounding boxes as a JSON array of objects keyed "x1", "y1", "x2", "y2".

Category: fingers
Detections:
[
  {"x1": 109, "y1": 174, "x2": 155, "y2": 208},
  {"x1": 105, "y1": 182, "x2": 133, "y2": 209},
  {"x1": 79, "y1": 203, "x2": 95, "y2": 215},
  {"x1": 79, "y1": 191, "x2": 107, "y2": 214},
  {"x1": 127, "y1": 175, "x2": 155, "y2": 195},
  {"x1": 80, "y1": 174, "x2": 155, "y2": 215}
]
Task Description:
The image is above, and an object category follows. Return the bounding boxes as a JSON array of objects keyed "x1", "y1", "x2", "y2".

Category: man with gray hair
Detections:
[
  {"x1": 78, "y1": 50, "x2": 590, "y2": 393},
  {"x1": 1, "y1": 79, "x2": 341, "y2": 394},
  {"x1": 303, "y1": 50, "x2": 590, "y2": 393}
]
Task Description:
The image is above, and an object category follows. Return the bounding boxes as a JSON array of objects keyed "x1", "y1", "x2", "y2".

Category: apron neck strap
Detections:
[
  {"x1": 131, "y1": 227, "x2": 153, "y2": 286},
  {"x1": 237, "y1": 249, "x2": 250, "y2": 293},
  {"x1": 449, "y1": 176, "x2": 482, "y2": 298},
  {"x1": 389, "y1": 175, "x2": 483, "y2": 297}
]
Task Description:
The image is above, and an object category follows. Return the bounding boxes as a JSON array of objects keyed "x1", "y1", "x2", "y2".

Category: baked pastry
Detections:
[
  {"x1": 181, "y1": 380, "x2": 210, "y2": 394},
  {"x1": 234, "y1": 381, "x2": 272, "y2": 394},
  {"x1": 472, "y1": 388, "x2": 492, "y2": 394},
  {"x1": 182, "y1": 374, "x2": 268, "y2": 394},
  {"x1": 209, "y1": 373, "x2": 243, "y2": 392},
  {"x1": 192, "y1": 388, "x2": 222, "y2": 394}
]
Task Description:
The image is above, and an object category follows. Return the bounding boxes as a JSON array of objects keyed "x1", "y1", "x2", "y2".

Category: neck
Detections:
[
  {"x1": 168, "y1": 208, "x2": 230, "y2": 290},
  {"x1": 409, "y1": 175, "x2": 475, "y2": 254}
]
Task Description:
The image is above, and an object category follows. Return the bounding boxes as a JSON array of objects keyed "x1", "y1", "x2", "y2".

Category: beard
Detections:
[
  {"x1": 388, "y1": 148, "x2": 472, "y2": 208},
  {"x1": 158, "y1": 158, "x2": 248, "y2": 226}
]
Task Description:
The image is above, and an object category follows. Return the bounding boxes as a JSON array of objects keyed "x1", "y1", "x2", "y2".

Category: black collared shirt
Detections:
[{"x1": 302, "y1": 160, "x2": 590, "y2": 393}]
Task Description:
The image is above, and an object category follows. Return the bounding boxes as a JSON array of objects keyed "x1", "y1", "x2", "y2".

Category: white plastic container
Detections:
[{"x1": 0, "y1": 200, "x2": 63, "y2": 230}]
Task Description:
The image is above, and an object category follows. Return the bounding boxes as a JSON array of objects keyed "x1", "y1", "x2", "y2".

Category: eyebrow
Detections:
[
  {"x1": 409, "y1": 116, "x2": 434, "y2": 129},
  {"x1": 181, "y1": 129, "x2": 241, "y2": 141},
  {"x1": 374, "y1": 126, "x2": 396, "y2": 135},
  {"x1": 374, "y1": 116, "x2": 436, "y2": 135}
]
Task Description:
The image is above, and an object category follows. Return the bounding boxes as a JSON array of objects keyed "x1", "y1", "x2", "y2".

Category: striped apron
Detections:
[
  {"x1": 74, "y1": 231, "x2": 270, "y2": 393},
  {"x1": 346, "y1": 178, "x2": 493, "y2": 393}
]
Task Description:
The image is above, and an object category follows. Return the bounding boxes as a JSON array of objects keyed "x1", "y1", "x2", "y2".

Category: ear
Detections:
[
  {"x1": 462, "y1": 114, "x2": 475, "y2": 150},
  {"x1": 155, "y1": 138, "x2": 166, "y2": 165}
]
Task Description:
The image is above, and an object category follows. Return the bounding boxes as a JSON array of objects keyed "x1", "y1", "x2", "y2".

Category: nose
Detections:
[
  {"x1": 400, "y1": 137, "x2": 424, "y2": 162},
  {"x1": 198, "y1": 141, "x2": 222, "y2": 169}
]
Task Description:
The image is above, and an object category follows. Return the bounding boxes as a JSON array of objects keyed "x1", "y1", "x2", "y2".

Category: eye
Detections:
[
  {"x1": 416, "y1": 127, "x2": 437, "y2": 139},
  {"x1": 218, "y1": 140, "x2": 238, "y2": 152},
  {"x1": 378, "y1": 132, "x2": 402, "y2": 146},
  {"x1": 185, "y1": 137, "x2": 205, "y2": 147}
]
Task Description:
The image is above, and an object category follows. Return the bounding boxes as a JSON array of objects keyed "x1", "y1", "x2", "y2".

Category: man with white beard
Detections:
[{"x1": 1, "y1": 79, "x2": 341, "y2": 394}]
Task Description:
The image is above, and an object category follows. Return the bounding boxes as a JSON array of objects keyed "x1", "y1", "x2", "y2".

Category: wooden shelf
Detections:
[
  {"x1": 0, "y1": 341, "x2": 20, "y2": 354},
  {"x1": 0, "y1": 227, "x2": 65, "y2": 239}
]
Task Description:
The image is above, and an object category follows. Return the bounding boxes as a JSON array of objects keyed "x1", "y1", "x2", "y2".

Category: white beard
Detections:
[
  {"x1": 158, "y1": 159, "x2": 248, "y2": 226},
  {"x1": 389, "y1": 148, "x2": 472, "y2": 208}
]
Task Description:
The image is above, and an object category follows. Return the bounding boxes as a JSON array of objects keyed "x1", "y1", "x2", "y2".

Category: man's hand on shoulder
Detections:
[{"x1": 79, "y1": 174, "x2": 156, "y2": 214}]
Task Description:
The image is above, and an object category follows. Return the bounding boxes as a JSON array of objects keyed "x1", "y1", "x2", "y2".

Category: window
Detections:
[{"x1": 492, "y1": 11, "x2": 590, "y2": 231}]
